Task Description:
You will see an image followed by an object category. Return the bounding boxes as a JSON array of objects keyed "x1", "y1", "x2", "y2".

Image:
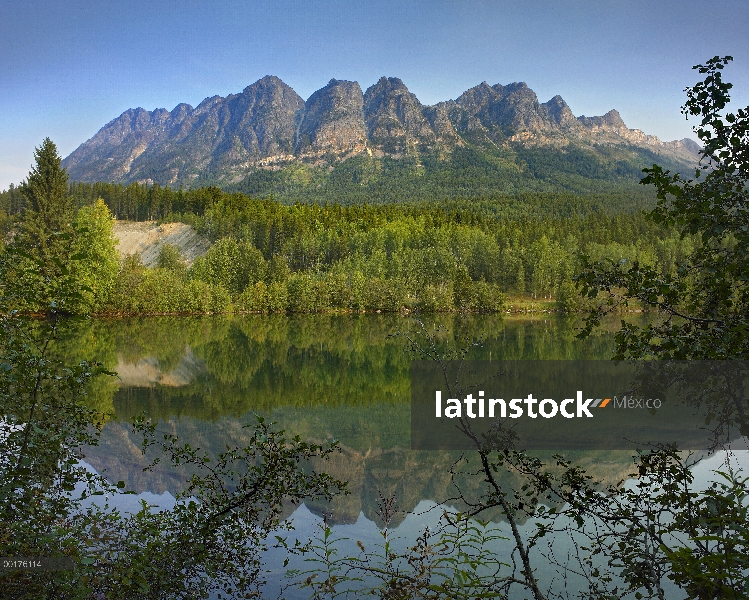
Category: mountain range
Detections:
[{"x1": 62, "y1": 75, "x2": 701, "y2": 199}]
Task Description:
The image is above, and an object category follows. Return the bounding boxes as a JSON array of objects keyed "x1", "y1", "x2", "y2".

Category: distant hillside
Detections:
[{"x1": 62, "y1": 75, "x2": 701, "y2": 200}]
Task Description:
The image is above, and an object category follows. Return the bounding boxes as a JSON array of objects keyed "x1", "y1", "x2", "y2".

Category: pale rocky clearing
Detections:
[
  {"x1": 114, "y1": 348, "x2": 205, "y2": 388},
  {"x1": 110, "y1": 221, "x2": 211, "y2": 388},
  {"x1": 112, "y1": 221, "x2": 211, "y2": 267}
]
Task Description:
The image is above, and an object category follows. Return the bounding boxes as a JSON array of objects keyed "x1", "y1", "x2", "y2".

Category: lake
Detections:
[{"x1": 67, "y1": 314, "x2": 746, "y2": 599}]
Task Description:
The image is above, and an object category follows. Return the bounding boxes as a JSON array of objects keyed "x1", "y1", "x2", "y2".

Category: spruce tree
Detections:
[
  {"x1": 2, "y1": 138, "x2": 79, "y2": 313},
  {"x1": 19, "y1": 138, "x2": 74, "y2": 265}
]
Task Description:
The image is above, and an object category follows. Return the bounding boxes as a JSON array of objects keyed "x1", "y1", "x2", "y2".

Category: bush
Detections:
[
  {"x1": 364, "y1": 277, "x2": 406, "y2": 312},
  {"x1": 415, "y1": 282, "x2": 454, "y2": 312},
  {"x1": 473, "y1": 280, "x2": 505, "y2": 312},
  {"x1": 156, "y1": 243, "x2": 187, "y2": 274},
  {"x1": 287, "y1": 273, "x2": 331, "y2": 312},
  {"x1": 106, "y1": 259, "x2": 230, "y2": 314}
]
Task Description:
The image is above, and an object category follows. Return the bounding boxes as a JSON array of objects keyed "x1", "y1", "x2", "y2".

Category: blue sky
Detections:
[{"x1": 1, "y1": 0, "x2": 747, "y2": 190}]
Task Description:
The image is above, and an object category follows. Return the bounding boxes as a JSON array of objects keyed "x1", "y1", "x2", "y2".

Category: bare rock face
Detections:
[
  {"x1": 454, "y1": 82, "x2": 499, "y2": 114},
  {"x1": 63, "y1": 75, "x2": 702, "y2": 187},
  {"x1": 454, "y1": 81, "x2": 560, "y2": 135},
  {"x1": 220, "y1": 75, "x2": 304, "y2": 158},
  {"x1": 422, "y1": 101, "x2": 462, "y2": 145},
  {"x1": 295, "y1": 79, "x2": 367, "y2": 155},
  {"x1": 63, "y1": 107, "x2": 186, "y2": 182},
  {"x1": 363, "y1": 77, "x2": 436, "y2": 153},
  {"x1": 64, "y1": 76, "x2": 304, "y2": 184},
  {"x1": 484, "y1": 82, "x2": 553, "y2": 132},
  {"x1": 578, "y1": 109, "x2": 628, "y2": 131},
  {"x1": 542, "y1": 95, "x2": 581, "y2": 129}
]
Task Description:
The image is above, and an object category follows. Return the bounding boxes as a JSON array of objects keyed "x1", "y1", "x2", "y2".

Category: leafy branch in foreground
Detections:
[
  {"x1": 290, "y1": 491, "x2": 513, "y2": 600},
  {"x1": 293, "y1": 312, "x2": 747, "y2": 600},
  {"x1": 1, "y1": 139, "x2": 348, "y2": 600},
  {"x1": 576, "y1": 56, "x2": 748, "y2": 363},
  {"x1": 74, "y1": 416, "x2": 347, "y2": 600},
  {"x1": 0, "y1": 238, "x2": 116, "y2": 598}
]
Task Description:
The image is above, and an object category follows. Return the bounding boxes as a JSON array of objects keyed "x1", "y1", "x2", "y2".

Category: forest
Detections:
[
  {"x1": 1, "y1": 57, "x2": 747, "y2": 599},
  {"x1": 0, "y1": 177, "x2": 694, "y2": 315}
]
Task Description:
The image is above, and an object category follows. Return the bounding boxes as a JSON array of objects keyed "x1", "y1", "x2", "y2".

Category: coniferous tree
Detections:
[
  {"x1": 19, "y1": 138, "x2": 74, "y2": 263},
  {"x1": 0, "y1": 140, "x2": 76, "y2": 313}
]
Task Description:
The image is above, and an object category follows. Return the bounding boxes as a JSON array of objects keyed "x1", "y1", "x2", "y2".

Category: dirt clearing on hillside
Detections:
[{"x1": 112, "y1": 221, "x2": 211, "y2": 267}]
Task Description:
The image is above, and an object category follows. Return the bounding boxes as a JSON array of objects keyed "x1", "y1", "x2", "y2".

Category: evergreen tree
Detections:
[
  {"x1": 0, "y1": 139, "x2": 77, "y2": 313},
  {"x1": 19, "y1": 138, "x2": 74, "y2": 264}
]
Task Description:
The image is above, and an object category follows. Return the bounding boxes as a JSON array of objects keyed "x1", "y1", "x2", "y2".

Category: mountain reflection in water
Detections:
[{"x1": 70, "y1": 313, "x2": 641, "y2": 525}]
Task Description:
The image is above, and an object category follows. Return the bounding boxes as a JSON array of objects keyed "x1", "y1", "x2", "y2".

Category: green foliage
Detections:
[
  {"x1": 294, "y1": 507, "x2": 513, "y2": 599},
  {"x1": 663, "y1": 469, "x2": 749, "y2": 599},
  {"x1": 223, "y1": 142, "x2": 673, "y2": 202},
  {"x1": 0, "y1": 142, "x2": 119, "y2": 315},
  {"x1": 2, "y1": 175, "x2": 661, "y2": 224},
  {"x1": 0, "y1": 157, "x2": 694, "y2": 315},
  {"x1": 18, "y1": 138, "x2": 74, "y2": 250},
  {"x1": 555, "y1": 279, "x2": 579, "y2": 312},
  {"x1": 77, "y1": 416, "x2": 346, "y2": 600},
  {"x1": 191, "y1": 237, "x2": 266, "y2": 299},
  {"x1": 569, "y1": 56, "x2": 749, "y2": 597},
  {"x1": 71, "y1": 199, "x2": 119, "y2": 311},
  {"x1": 0, "y1": 243, "x2": 112, "y2": 598},
  {"x1": 10, "y1": 139, "x2": 78, "y2": 312},
  {"x1": 0, "y1": 208, "x2": 12, "y2": 239},
  {"x1": 578, "y1": 56, "x2": 748, "y2": 363},
  {"x1": 155, "y1": 192, "x2": 688, "y2": 314},
  {"x1": 107, "y1": 254, "x2": 147, "y2": 313},
  {"x1": 107, "y1": 260, "x2": 230, "y2": 315},
  {"x1": 0, "y1": 146, "x2": 348, "y2": 599},
  {"x1": 0, "y1": 183, "x2": 26, "y2": 216},
  {"x1": 155, "y1": 243, "x2": 186, "y2": 273}
]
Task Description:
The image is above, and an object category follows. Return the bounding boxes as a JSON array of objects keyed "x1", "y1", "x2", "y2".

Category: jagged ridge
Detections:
[{"x1": 62, "y1": 75, "x2": 701, "y2": 190}]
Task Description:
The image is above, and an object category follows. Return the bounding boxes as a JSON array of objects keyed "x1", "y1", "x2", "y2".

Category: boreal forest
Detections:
[{"x1": 0, "y1": 175, "x2": 694, "y2": 315}]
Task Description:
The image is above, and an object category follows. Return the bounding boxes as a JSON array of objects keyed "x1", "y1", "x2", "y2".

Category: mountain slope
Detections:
[{"x1": 62, "y1": 75, "x2": 701, "y2": 199}]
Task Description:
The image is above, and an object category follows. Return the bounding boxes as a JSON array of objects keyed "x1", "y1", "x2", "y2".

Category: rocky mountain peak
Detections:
[
  {"x1": 225, "y1": 75, "x2": 304, "y2": 157},
  {"x1": 171, "y1": 103, "x2": 193, "y2": 119},
  {"x1": 296, "y1": 79, "x2": 366, "y2": 154},
  {"x1": 242, "y1": 75, "x2": 286, "y2": 95},
  {"x1": 454, "y1": 79, "x2": 554, "y2": 135},
  {"x1": 602, "y1": 109, "x2": 626, "y2": 128},
  {"x1": 456, "y1": 82, "x2": 503, "y2": 113},
  {"x1": 542, "y1": 95, "x2": 579, "y2": 128},
  {"x1": 502, "y1": 81, "x2": 532, "y2": 94},
  {"x1": 363, "y1": 77, "x2": 435, "y2": 151},
  {"x1": 578, "y1": 108, "x2": 627, "y2": 130},
  {"x1": 680, "y1": 138, "x2": 702, "y2": 154},
  {"x1": 193, "y1": 95, "x2": 223, "y2": 115},
  {"x1": 62, "y1": 75, "x2": 701, "y2": 187}
]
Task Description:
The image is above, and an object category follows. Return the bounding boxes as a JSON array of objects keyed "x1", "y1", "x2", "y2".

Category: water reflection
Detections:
[
  {"x1": 65, "y1": 314, "x2": 748, "y2": 599},
  {"x1": 67, "y1": 313, "x2": 640, "y2": 525}
]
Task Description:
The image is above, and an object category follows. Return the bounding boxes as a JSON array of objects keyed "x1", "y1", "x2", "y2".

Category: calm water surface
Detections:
[
  {"x1": 72, "y1": 314, "x2": 624, "y2": 515},
  {"x1": 64, "y1": 314, "x2": 745, "y2": 599}
]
